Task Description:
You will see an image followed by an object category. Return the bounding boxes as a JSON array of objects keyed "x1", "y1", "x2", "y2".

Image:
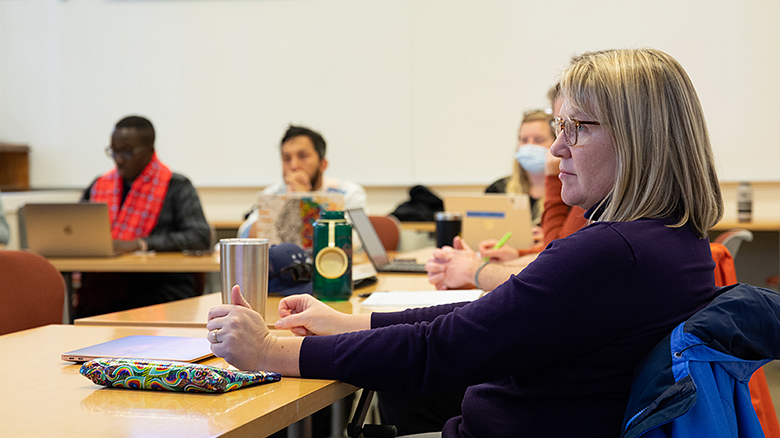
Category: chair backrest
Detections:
[
  {"x1": 0, "y1": 250, "x2": 65, "y2": 335},
  {"x1": 368, "y1": 215, "x2": 401, "y2": 251},
  {"x1": 622, "y1": 284, "x2": 780, "y2": 438},
  {"x1": 713, "y1": 228, "x2": 753, "y2": 260},
  {"x1": 709, "y1": 242, "x2": 780, "y2": 437},
  {"x1": 709, "y1": 242, "x2": 737, "y2": 287}
]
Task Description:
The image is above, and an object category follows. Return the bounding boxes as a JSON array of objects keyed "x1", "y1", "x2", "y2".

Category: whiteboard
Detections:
[{"x1": 0, "y1": 0, "x2": 777, "y2": 188}]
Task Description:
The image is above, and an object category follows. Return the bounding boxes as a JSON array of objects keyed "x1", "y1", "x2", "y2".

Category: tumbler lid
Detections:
[
  {"x1": 218, "y1": 238, "x2": 268, "y2": 246},
  {"x1": 320, "y1": 210, "x2": 345, "y2": 220},
  {"x1": 435, "y1": 211, "x2": 462, "y2": 221}
]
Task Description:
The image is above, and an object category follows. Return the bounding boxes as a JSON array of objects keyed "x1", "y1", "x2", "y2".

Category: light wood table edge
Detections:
[
  {"x1": 47, "y1": 251, "x2": 221, "y2": 273},
  {"x1": 712, "y1": 219, "x2": 780, "y2": 232},
  {"x1": 399, "y1": 221, "x2": 436, "y2": 233},
  {"x1": 0, "y1": 325, "x2": 357, "y2": 438},
  {"x1": 225, "y1": 381, "x2": 357, "y2": 438}
]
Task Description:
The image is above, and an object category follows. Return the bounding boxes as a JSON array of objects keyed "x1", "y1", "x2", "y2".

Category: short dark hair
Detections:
[
  {"x1": 281, "y1": 125, "x2": 326, "y2": 159},
  {"x1": 115, "y1": 115, "x2": 155, "y2": 147}
]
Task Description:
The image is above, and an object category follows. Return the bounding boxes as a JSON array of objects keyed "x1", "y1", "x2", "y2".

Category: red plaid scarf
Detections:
[{"x1": 90, "y1": 153, "x2": 172, "y2": 241}]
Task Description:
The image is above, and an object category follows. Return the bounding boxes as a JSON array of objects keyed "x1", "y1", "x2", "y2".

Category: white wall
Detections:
[{"x1": 1, "y1": 0, "x2": 778, "y2": 189}]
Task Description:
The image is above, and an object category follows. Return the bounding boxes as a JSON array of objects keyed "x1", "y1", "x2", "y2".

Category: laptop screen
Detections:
[
  {"x1": 251, "y1": 193, "x2": 344, "y2": 251},
  {"x1": 23, "y1": 203, "x2": 115, "y2": 258},
  {"x1": 346, "y1": 209, "x2": 390, "y2": 267}
]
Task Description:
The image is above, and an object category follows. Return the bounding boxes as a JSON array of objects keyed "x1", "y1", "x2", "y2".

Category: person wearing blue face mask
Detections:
[{"x1": 485, "y1": 109, "x2": 556, "y2": 226}]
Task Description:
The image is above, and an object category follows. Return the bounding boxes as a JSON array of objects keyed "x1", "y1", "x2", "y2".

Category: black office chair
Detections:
[{"x1": 348, "y1": 390, "x2": 397, "y2": 438}]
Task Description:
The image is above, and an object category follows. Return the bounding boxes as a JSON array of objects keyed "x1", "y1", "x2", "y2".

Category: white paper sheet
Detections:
[{"x1": 360, "y1": 290, "x2": 483, "y2": 307}]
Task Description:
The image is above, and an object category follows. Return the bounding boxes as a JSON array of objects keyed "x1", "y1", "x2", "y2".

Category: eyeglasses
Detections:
[
  {"x1": 270, "y1": 262, "x2": 313, "y2": 283},
  {"x1": 552, "y1": 117, "x2": 601, "y2": 146},
  {"x1": 105, "y1": 146, "x2": 146, "y2": 161}
]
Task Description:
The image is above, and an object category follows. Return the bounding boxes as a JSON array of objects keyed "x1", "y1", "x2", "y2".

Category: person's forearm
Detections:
[
  {"x1": 476, "y1": 263, "x2": 521, "y2": 291},
  {"x1": 265, "y1": 312, "x2": 366, "y2": 375},
  {"x1": 343, "y1": 313, "x2": 372, "y2": 333},
  {"x1": 504, "y1": 253, "x2": 538, "y2": 267},
  {"x1": 267, "y1": 336, "x2": 304, "y2": 376}
]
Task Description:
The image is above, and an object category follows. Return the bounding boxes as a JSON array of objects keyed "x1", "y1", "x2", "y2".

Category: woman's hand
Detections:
[
  {"x1": 207, "y1": 285, "x2": 275, "y2": 371},
  {"x1": 478, "y1": 239, "x2": 519, "y2": 262},
  {"x1": 426, "y1": 236, "x2": 481, "y2": 290},
  {"x1": 275, "y1": 294, "x2": 369, "y2": 336}
]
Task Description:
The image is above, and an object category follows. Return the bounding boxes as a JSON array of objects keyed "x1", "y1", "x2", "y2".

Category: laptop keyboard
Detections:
[{"x1": 382, "y1": 261, "x2": 428, "y2": 272}]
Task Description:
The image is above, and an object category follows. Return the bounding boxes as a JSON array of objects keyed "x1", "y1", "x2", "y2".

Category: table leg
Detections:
[
  {"x1": 288, "y1": 416, "x2": 313, "y2": 438},
  {"x1": 331, "y1": 399, "x2": 346, "y2": 437},
  {"x1": 62, "y1": 272, "x2": 74, "y2": 324}
]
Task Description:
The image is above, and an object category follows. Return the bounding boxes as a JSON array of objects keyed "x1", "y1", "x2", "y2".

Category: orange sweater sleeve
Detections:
[{"x1": 542, "y1": 175, "x2": 588, "y2": 246}]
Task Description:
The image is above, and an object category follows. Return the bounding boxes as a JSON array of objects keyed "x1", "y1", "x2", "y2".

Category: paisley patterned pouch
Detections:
[{"x1": 80, "y1": 358, "x2": 281, "y2": 393}]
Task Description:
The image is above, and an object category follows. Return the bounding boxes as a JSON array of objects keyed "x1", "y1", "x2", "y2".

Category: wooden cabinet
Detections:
[{"x1": 0, "y1": 143, "x2": 30, "y2": 191}]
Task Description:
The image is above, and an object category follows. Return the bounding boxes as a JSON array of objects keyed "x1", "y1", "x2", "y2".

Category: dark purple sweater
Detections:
[{"x1": 300, "y1": 217, "x2": 718, "y2": 437}]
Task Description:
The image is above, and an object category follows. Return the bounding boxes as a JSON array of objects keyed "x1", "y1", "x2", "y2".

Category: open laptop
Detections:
[
  {"x1": 251, "y1": 192, "x2": 344, "y2": 251},
  {"x1": 62, "y1": 335, "x2": 213, "y2": 363},
  {"x1": 22, "y1": 203, "x2": 115, "y2": 257},
  {"x1": 347, "y1": 208, "x2": 427, "y2": 274},
  {"x1": 443, "y1": 194, "x2": 533, "y2": 250}
]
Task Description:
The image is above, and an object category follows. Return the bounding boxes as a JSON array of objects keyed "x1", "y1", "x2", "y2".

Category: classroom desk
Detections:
[
  {"x1": 75, "y1": 267, "x2": 435, "y2": 328},
  {"x1": 215, "y1": 220, "x2": 438, "y2": 234},
  {"x1": 395, "y1": 219, "x2": 780, "y2": 233},
  {"x1": 74, "y1": 247, "x2": 436, "y2": 328},
  {"x1": 47, "y1": 251, "x2": 220, "y2": 323},
  {"x1": 47, "y1": 250, "x2": 221, "y2": 273},
  {"x1": 399, "y1": 221, "x2": 436, "y2": 233},
  {"x1": 0, "y1": 325, "x2": 356, "y2": 438},
  {"x1": 712, "y1": 219, "x2": 780, "y2": 232}
]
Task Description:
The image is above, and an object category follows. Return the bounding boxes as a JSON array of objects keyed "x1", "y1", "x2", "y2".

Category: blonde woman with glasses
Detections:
[{"x1": 208, "y1": 48, "x2": 723, "y2": 437}]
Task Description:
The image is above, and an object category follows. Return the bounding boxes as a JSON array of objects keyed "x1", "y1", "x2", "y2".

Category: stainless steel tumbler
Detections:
[{"x1": 219, "y1": 238, "x2": 269, "y2": 317}]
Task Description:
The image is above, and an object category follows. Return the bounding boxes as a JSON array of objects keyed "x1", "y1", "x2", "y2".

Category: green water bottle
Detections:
[{"x1": 312, "y1": 210, "x2": 353, "y2": 300}]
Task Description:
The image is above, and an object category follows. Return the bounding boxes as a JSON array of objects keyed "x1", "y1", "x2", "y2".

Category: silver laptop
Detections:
[
  {"x1": 443, "y1": 194, "x2": 533, "y2": 250},
  {"x1": 250, "y1": 192, "x2": 344, "y2": 251},
  {"x1": 22, "y1": 203, "x2": 115, "y2": 257},
  {"x1": 347, "y1": 208, "x2": 427, "y2": 274},
  {"x1": 62, "y1": 335, "x2": 213, "y2": 363}
]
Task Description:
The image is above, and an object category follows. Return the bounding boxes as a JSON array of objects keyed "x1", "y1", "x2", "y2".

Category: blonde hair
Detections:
[
  {"x1": 506, "y1": 109, "x2": 555, "y2": 195},
  {"x1": 559, "y1": 48, "x2": 722, "y2": 237}
]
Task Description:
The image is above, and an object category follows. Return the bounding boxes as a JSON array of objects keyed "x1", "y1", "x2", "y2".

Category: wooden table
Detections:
[
  {"x1": 47, "y1": 251, "x2": 221, "y2": 273},
  {"x1": 75, "y1": 268, "x2": 435, "y2": 328},
  {"x1": 712, "y1": 219, "x2": 780, "y2": 232},
  {"x1": 68, "y1": 250, "x2": 437, "y2": 437},
  {"x1": 399, "y1": 221, "x2": 436, "y2": 233},
  {"x1": 74, "y1": 247, "x2": 436, "y2": 328},
  {"x1": 0, "y1": 325, "x2": 356, "y2": 438},
  {"x1": 48, "y1": 251, "x2": 220, "y2": 323}
]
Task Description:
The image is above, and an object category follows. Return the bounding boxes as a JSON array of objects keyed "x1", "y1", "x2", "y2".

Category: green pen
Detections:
[{"x1": 483, "y1": 231, "x2": 512, "y2": 261}]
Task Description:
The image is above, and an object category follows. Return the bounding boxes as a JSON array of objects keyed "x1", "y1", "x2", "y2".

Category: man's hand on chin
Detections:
[{"x1": 284, "y1": 170, "x2": 312, "y2": 192}]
